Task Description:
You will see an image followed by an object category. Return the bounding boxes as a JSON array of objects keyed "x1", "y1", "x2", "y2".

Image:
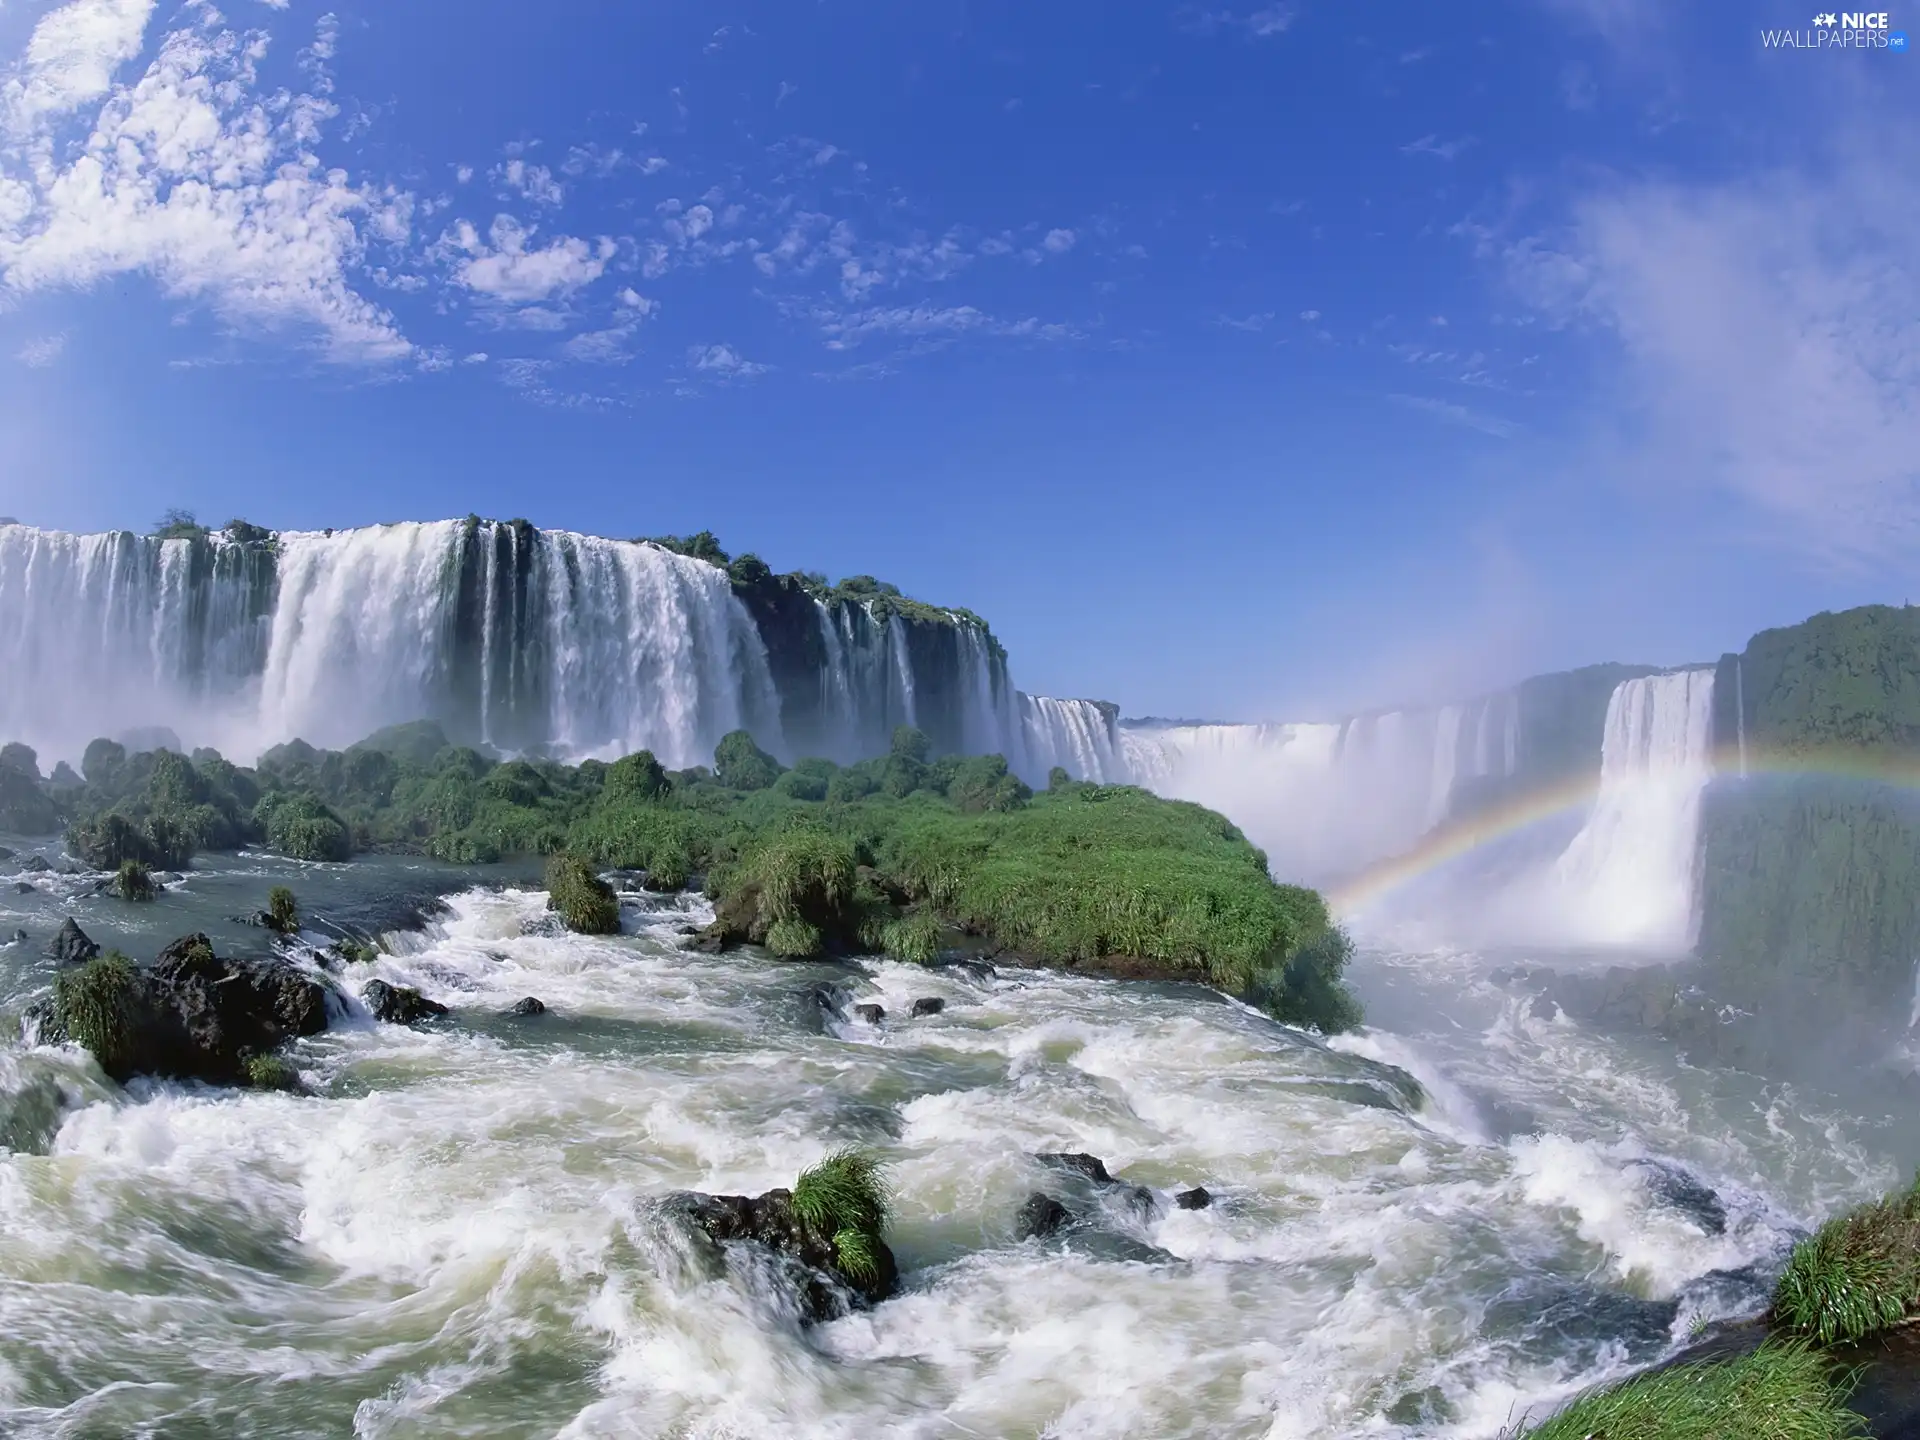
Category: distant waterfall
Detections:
[
  {"x1": 1549, "y1": 670, "x2": 1717, "y2": 950},
  {"x1": 1018, "y1": 696, "x2": 1126, "y2": 782},
  {"x1": 1735, "y1": 658, "x2": 1749, "y2": 779},
  {"x1": 1427, "y1": 706, "x2": 1464, "y2": 828},
  {"x1": 0, "y1": 521, "x2": 782, "y2": 768}
]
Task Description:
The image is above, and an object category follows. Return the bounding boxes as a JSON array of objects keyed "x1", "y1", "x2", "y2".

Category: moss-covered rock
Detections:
[{"x1": 546, "y1": 853, "x2": 620, "y2": 934}]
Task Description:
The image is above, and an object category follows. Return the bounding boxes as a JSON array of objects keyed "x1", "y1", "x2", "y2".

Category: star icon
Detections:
[{"x1": 1814, "y1": 11, "x2": 1838, "y2": 23}]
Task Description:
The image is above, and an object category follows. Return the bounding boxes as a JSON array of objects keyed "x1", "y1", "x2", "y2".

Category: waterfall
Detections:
[
  {"x1": 1017, "y1": 696, "x2": 1125, "y2": 782},
  {"x1": 1427, "y1": 706, "x2": 1463, "y2": 828},
  {"x1": 0, "y1": 524, "x2": 274, "y2": 759},
  {"x1": 1735, "y1": 657, "x2": 1749, "y2": 779},
  {"x1": 1549, "y1": 670, "x2": 1717, "y2": 951},
  {"x1": 1, "y1": 521, "x2": 786, "y2": 769}
]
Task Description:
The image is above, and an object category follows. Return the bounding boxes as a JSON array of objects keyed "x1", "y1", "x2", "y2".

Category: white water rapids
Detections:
[{"x1": 0, "y1": 845, "x2": 1901, "y2": 1438}]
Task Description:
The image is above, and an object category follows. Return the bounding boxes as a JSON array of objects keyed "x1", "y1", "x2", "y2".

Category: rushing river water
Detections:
[{"x1": 0, "y1": 839, "x2": 1909, "y2": 1439}]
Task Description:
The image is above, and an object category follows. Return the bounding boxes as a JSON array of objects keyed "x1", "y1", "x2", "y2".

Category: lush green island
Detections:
[{"x1": 1, "y1": 721, "x2": 1361, "y2": 1037}]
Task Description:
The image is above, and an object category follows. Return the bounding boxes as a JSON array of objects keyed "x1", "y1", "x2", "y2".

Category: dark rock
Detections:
[
  {"x1": 853, "y1": 1003, "x2": 886, "y2": 1024},
  {"x1": 11, "y1": 882, "x2": 30, "y2": 894},
  {"x1": 46, "y1": 918, "x2": 99, "y2": 968},
  {"x1": 1037, "y1": 1151, "x2": 1113, "y2": 1184},
  {"x1": 19, "y1": 856, "x2": 50, "y2": 874},
  {"x1": 909, "y1": 997, "x2": 946, "y2": 1018},
  {"x1": 1629, "y1": 1158, "x2": 1729, "y2": 1237},
  {"x1": 1175, "y1": 1186, "x2": 1212, "y2": 1211},
  {"x1": 362, "y1": 979, "x2": 449, "y2": 1025},
  {"x1": 0, "y1": 846, "x2": 12, "y2": 861},
  {"x1": 1529, "y1": 993, "x2": 1559, "y2": 1021},
  {"x1": 1017, "y1": 1191, "x2": 1070, "y2": 1238},
  {"x1": 66, "y1": 935, "x2": 333, "y2": 1087},
  {"x1": 8, "y1": 930, "x2": 26, "y2": 945},
  {"x1": 671, "y1": 1186, "x2": 897, "y2": 1321},
  {"x1": 507, "y1": 996, "x2": 546, "y2": 1017},
  {"x1": 946, "y1": 960, "x2": 996, "y2": 982}
]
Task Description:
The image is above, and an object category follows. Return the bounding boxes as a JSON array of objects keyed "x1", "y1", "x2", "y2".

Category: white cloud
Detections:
[
  {"x1": 689, "y1": 342, "x2": 767, "y2": 377},
  {"x1": 560, "y1": 324, "x2": 637, "y2": 364},
  {"x1": 455, "y1": 164, "x2": 475, "y2": 184},
  {"x1": 1508, "y1": 157, "x2": 1920, "y2": 561},
  {"x1": 5, "y1": 0, "x2": 156, "y2": 131},
  {"x1": 1391, "y1": 393, "x2": 1518, "y2": 439},
  {"x1": 1182, "y1": 5, "x2": 1297, "y2": 39},
  {"x1": 447, "y1": 215, "x2": 610, "y2": 303},
  {"x1": 617, "y1": 286, "x2": 656, "y2": 315},
  {"x1": 16, "y1": 333, "x2": 66, "y2": 367},
  {"x1": 1402, "y1": 134, "x2": 1473, "y2": 161},
  {"x1": 1043, "y1": 227, "x2": 1077, "y2": 254},
  {"x1": 1299, "y1": 308, "x2": 1321, "y2": 321},
  {"x1": 814, "y1": 302, "x2": 1076, "y2": 350},
  {"x1": 495, "y1": 158, "x2": 563, "y2": 207},
  {"x1": 0, "y1": 12, "x2": 413, "y2": 362}
]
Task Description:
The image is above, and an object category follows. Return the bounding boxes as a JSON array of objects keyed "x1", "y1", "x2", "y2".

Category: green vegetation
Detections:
[
  {"x1": 53, "y1": 952, "x2": 143, "y2": 1074},
  {"x1": 1772, "y1": 1174, "x2": 1920, "y2": 1344},
  {"x1": 152, "y1": 508, "x2": 208, "y2": 541},
  {"x1": 791, "y1": 1148, "x2": 892, "y2": 1288},
  {"x1": 546, "y1": 853, "x2": 620, "y2": 935},
  {"x1": 1511, "y1": 1340, "x2": 1862, "y2": 1440},
  {"x1": 112, "y1": 859, "x2": 157, "y2": 902},
  {"x1": 26, "y1": 719, "x2": 1359, "y2": 1030},
  {"x1": 266, "y1": 886, "x2": 299, "y2": 935},
  {"x1": 243, "y1": 1054, "x2": 300, "y2": 1091}
]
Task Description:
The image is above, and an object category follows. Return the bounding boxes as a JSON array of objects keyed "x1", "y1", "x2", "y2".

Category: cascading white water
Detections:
[
  {"x1": 2, "y1": 521, "x2": 787, "y2": 769},
  {"x1": 535, "y1": 531, "x2": 784, "y2": 766},
  {"x1": 1428, "y1": 706, "x2": 1464, "y2": 828},
  {"x1": 1548, "y1": 670, "x2": 1717, "y2": 951},
  {"x1": 0, "y1": 524, "x2": 273, "y2": 760},
  {"x1": 1018, "y1": 695, "x2": 1126, "y2": 782}
]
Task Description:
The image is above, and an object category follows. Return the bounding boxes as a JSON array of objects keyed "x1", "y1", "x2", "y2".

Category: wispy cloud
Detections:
[
  {"x1": 1401, "y1": 134, "x2": 1473, "y2": 162},
  {"x1": 15, "y1": 333, "x2": 66, "y2": 368},
  {"x1": 0, "y1": 4, "x2": 414, "y2": 362},
  {"x1": 1180, "y1": 5, "x2": 1299, "y2": 40},
  {"x1": 1506, "y1": 153, "x2": 1920, "y2": 562},
  {"x1": 689, "y1": 342, "x2": 768, "y2": 378},
  {"x1": 1391, "y1": 393, "x2": 1519, "y2": 439},
  {"x1": 443, "y1": 215, "x2": 612, "y2": 304}
]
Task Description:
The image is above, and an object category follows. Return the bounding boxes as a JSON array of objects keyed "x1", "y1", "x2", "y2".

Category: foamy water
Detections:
[{"x1": 0, "y1": 850, "x2": 1900, "y2": 1438}]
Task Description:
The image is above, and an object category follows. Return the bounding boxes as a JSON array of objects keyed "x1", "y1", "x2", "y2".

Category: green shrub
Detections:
[
  {"x1": 1773, "y1": 1175, "x2": 1920, "y2": 1344},
  {"x1": 775, "y1": 769, "x2": 829, "y2": 802},
  {"x1": 244, "y1": 1054, "x2": 299, "y2": 1091},
  {"x1": 546, "y1": 853, "x2": 620, "y2": 935},
  {"x1": 1511, "y1": 1339, "x2": 1863, "y2": 1439},
  {"x1": 266, "y1": 885, "x2": 299, "y2": 935},
  {"x1": 257, "y1": 791, "x2": 351, "y2": 862},
  {"x1": 714, "y1": 730, "x2": 784, "y2": 791},
  {"x1": 53, "y1": 952, "x2": 143, "y2": 1073},
  {"x1": 879, "y1": 910, "x2": 942, "y2": 964},
  {"x1": 603, "y1": 749, "x2": 671, "y2": 804},
  {"x1": 766, "y1": 916, "x2": 823, "y2": 957},
  {"x1": 791, "y1": 1148, "x2": 892, "y2": 1286},
  {"x1": 112, "y1": 859, "x2": 157, "y2": 901}
]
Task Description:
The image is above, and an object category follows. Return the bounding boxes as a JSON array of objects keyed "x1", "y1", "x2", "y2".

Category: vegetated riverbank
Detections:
[{"x1": 0, "y1": 719, "x2": 1360, "y2": 1035}]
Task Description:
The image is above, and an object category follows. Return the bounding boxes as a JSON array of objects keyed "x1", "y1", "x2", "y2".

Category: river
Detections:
[{"x1": 0, "y1": 840, "x2": 1906, "y2": 1438}]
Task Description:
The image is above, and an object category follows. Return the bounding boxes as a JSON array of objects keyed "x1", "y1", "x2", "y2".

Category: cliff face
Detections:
[{"x1": 1693, "y1": 607, "x2": 1920, "y2": 1056}]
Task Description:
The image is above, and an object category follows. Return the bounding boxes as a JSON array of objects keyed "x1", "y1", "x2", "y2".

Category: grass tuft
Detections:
[
  {"x1": 112, "y1": 859, "x2": 156, "y2": 902},
  {"x1": 792, "y1": 1147, "x2": 892, "y2": 1243},
  {"x1": 879, "y1": 910, "x2": 942, "y2": 964},
  {"x1": 266, "y1": 884, "x2": 299, "y2": 935},
  {"x1": 244, "y1": 1054, "x2": 299, "y2": 1091},
  {"x1": 1511, "y1": 1339, "x2": 1865, "y2": 1440},
  {"x1": 1773, "y1": 1175, "x2": 1920, "y2": 1344},
  {"x1": 53, "y1": 951, "x2": 142, "y2": 1072},
  {"x1": 765, "y1": 916, "x2": 823, "y2": 958},
  {"x1": 546, "y1": 853, "x2": 621, "y2": 935}
]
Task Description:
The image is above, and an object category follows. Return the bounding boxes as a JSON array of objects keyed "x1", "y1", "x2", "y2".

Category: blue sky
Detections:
[{"x1": 0, "y1": 0, "x2": 1914, "y2": 720}]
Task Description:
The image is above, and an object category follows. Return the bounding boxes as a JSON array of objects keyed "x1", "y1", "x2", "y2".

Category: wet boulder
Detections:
[
  {"x1": 1017, "y1": 1191, "x2": 1069, "y2": 1239},
  {"x1": 19, "y1": 856, "x2": 50, "y2": 874},
  {"x1": 1175, "y1": 1186, "x2": 1213, "y2": 1211},
  {"x1": 46, "y1": 918, "x2": 100, "y2": 968},
  {"x1": 1037, "y1": 1152, "x2": 1114, "y2": 1184},
  {"x1": 909, "y1": 997, "x2": 946, "y2": 1018},
  {"x1": 362, "y1": 979, "x2": 449, "y2": 1025},
  {"x1": 51, "y1": 935, "x2": 331, "y2": 1086},
  {"x1": 670, "y1": 1185, "x2": 898, "y2": 1322},
  {"x1": 507, "y1": 996, "x2": 547, "y2": 1017},
  {"x1": 854, "y1": 1003, "x2": 886, "y2": 1025}
]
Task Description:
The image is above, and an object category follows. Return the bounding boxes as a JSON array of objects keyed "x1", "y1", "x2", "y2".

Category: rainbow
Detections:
[{"x1": 1328, "y1": 744, "x2": 1920, "y2": 916}]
